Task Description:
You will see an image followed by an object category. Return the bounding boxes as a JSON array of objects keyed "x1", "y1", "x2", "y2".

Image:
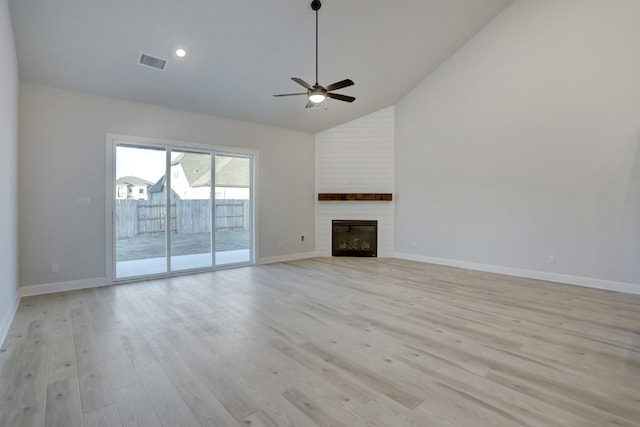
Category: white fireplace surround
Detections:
[{"x1": 315, "y1": 107, "x2": 395, "y2": 257}]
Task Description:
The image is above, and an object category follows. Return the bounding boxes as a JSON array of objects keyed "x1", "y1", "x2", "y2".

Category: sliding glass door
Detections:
[
  {"x1": 114, "y1": 145, "x2": 168, "y2": 278},
  {"x1": 214, "y1": 154, "x2": 252, "y2": 266},
  {"x1": 112, "y1": 140, "x2": 253, "y2": 280},
  {"x1": 170, "y1": 150, "x2": 214, "y2": 271}
]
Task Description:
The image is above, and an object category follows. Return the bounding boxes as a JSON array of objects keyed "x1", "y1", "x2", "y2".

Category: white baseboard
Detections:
[
  {"x1": 0, "y1": 293, "x2": 20, "y2": 348},
  {"x1": 394, "y1": 252, "x2": 640, "y2": 295},
  {"x1": 18, "y1": 255, "x2": 318, "y2": 296},
  {"x1": 258, "y1": 251, "x2": 318, "y2": 265},
  {"x1": 19, "y1": 277, "x2": 109, "y2": 298}
]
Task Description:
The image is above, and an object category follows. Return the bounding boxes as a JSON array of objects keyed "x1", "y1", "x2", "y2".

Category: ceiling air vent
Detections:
[{"x1": 138, "y1": 53, "x2": 167, "y2": 71}]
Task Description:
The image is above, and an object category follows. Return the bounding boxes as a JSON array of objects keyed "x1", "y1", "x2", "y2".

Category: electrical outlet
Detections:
[
  {"x1": 51, "y1": 263, "x2": 59, "y2": 273},
  {"x1": 547, "y1": 255, "x2": 556, "y2": 264}
]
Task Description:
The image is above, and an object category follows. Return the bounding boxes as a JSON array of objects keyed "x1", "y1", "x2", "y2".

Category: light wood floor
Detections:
[{"x1": 1, "y1": 258, "x2": 639, "y2": 427}]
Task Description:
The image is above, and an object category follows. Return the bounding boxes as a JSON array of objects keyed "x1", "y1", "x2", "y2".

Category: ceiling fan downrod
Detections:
[{"x1": 312, "y1": 0, "x2": 321, "y2": 85}]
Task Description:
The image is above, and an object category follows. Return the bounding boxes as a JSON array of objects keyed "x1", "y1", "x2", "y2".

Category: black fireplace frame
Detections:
[{"x1": 332, "y1": 220, "x2": 378, "y2": 257}]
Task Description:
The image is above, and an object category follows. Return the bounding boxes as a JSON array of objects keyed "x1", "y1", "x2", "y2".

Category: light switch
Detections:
[{"x1": 77, "y1": 197, "x2": 91, "y2": 207}]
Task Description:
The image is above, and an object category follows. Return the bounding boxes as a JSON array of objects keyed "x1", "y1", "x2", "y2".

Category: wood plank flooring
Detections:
[{"x1": 1, "y1": 258, "x2": 639, "y2": 426}]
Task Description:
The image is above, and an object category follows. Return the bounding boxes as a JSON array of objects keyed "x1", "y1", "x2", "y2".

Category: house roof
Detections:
[
  {"x1": 8, "y1": 0, "x2": 513, "y2": 133},
  {"x1": 148, "y1": 153, "x2": 249, "y2": 191},
  {"x1": 116, "y1": 176, "x2": 153, "y2": 187},
  {"x1": 215, "y1": 156, "x2": 250, "y2": 188},
  {"x1": 171, "y1": 153, "x2": 210, "y2": 188}
]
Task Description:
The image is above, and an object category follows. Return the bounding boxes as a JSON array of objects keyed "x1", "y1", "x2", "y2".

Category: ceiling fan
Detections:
[{"x1": 273, "y1": 0, "x2": 355, "y2": 108}]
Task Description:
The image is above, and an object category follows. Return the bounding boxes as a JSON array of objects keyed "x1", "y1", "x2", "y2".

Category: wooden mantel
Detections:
[{"x1": 318, "y1": 193, "x2": 393, "y2": 201}]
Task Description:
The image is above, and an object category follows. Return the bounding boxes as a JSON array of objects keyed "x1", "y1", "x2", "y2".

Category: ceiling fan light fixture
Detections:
[{"x1": 309, "y1": 91, "x2": 326, "y2": 103}]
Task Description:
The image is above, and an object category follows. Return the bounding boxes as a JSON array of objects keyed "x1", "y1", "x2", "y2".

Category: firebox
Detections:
[{"x1": 332, "y1": 220, "x2": 378, "y2": 257}]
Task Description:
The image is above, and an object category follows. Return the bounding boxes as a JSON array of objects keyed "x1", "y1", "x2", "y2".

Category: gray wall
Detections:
[
  {"x1": 0, "y1": 0, "x2": 19, "y2": 341},
  {"x1": 18, "y1": 84, "x2": 315, "y2": 288},
  {"x1": 395, "y1": 0, "x2": 640, "y2": 288}
]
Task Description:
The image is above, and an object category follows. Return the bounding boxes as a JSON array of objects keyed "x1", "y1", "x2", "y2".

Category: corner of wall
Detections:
[
  {"x1": 0, "y1": 293, "x2": 19, "y2": 348},
  {"x1": 0, "y1": 0, "x2": 20, "y2": 348}
]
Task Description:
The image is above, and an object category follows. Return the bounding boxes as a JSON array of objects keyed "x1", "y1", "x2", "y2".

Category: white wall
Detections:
[
  {"x1": 0, "y1": 0, "x2": 19, "y2": 343},
  {"x1": 316, "y1": 107, "x2": 395, "y2": 256},
  {"x1": 18, "y1": 84, "x2": 315, "y2": 289},
  {"x1": 396, "y1": 0, "x2": 640, "y2": 292}
]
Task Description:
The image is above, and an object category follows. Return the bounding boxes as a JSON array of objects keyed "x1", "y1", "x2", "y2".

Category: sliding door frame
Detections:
[{"x1": 105, "y1": 133, "x2": 257, "y2": 283}]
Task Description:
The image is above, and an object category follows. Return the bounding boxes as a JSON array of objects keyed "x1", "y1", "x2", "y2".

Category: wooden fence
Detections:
[{"x1": 115, "y1": 199, "x2": 249, "y2": 238}]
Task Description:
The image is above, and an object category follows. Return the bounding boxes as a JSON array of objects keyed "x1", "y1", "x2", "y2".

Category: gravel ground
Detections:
[{"x1": 116, "y1": 230, "x2": 250, "y2": 261}]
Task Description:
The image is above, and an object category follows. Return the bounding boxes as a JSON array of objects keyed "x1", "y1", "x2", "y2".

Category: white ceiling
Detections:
[{"x1": 8, "y1": 0, "x2": 513, "y2": 133}]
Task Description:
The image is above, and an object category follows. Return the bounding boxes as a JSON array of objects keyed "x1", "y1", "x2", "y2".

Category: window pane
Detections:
[
  {"x1": 170, "y1": 151, "x2": 213, "y2": 271},
  {"x1": 115, "y1": 145, "x2": 168, "y2": 278},
  {"x1": 215, "y1": 155, "x2": 251, "y2": 265}
]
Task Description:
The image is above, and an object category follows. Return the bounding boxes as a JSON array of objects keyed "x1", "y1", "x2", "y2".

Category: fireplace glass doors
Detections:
[{"x1": 332, "y1": 220, "x2": 378, "y2": 257}]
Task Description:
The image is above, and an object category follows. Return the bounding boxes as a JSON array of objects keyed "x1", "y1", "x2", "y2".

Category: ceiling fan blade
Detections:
[
  {"x1": 273, "y1": 93, "x2": 307, "y2": 97},
  {"x1": 327, "y1": 93, "x2": 356, "y2": 103},
  {"x1": 291, "y1": 77, "x2": 313, "y2": 90},
  {"x1": 325, "y1": 79, "x2": 354, "y2": 92}
]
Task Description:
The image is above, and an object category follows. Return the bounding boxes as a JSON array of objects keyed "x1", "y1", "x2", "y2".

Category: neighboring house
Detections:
[
  {"x1": 214, "y1": 155, "x2": 251, "y2": 200},
  {"x1": 115, "y1": 176, "x2": 153, "y2": 200},
  {"x1": 149, "y1": 153, "x2": 250, "y2": 200},
  {"x1": 169, "y1": 153, "x2": 212, "y2": 200}
]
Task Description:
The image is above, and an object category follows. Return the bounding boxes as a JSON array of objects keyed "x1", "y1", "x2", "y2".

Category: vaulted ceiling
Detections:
[{"x1": 8, "y1": 0, "x2": 512, "y2": 133}]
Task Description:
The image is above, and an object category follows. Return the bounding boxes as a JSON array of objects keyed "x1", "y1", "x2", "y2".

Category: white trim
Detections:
[
  {"x1": 0, "y1": 294, "x2": 20, "y2": 348},
  {"x1": 250, "y1": 153, "x2": 257, "y2": 265},
  {"x1": 18, "y1": 253, "x2": 638, "y2": 299},
  {"x1": 106, "y1": 133, "x2": 257, "y2": 158},
  {"x1": 394, "y1": 252, "x2": 640, "y2": 295},
  {"x1": 19, "y1": 277, "x2": 109, "y2": 298},
  {"x1": 18, "y1": 253, "x2": 317, "y2": 297},
  {"x1": 258, "y1": 252, "x2": 318, "y2": 265},
  {"x1": 105, "y1": 138, "x2": 115, "y2": 283}
]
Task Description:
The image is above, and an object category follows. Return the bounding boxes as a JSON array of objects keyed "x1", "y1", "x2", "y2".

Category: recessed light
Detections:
[{"x1": 175, "y1": 48, "x2": 186, "y2": 58}]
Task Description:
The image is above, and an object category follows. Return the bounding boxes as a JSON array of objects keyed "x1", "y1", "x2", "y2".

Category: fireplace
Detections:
[{"x1": 332, "y1": 220, "x2": 377, "y2": 257}]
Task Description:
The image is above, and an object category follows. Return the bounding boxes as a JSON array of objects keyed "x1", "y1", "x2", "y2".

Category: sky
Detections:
[{"x1": 116, "y1": 146, "x2": 179, "y2": 182}]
